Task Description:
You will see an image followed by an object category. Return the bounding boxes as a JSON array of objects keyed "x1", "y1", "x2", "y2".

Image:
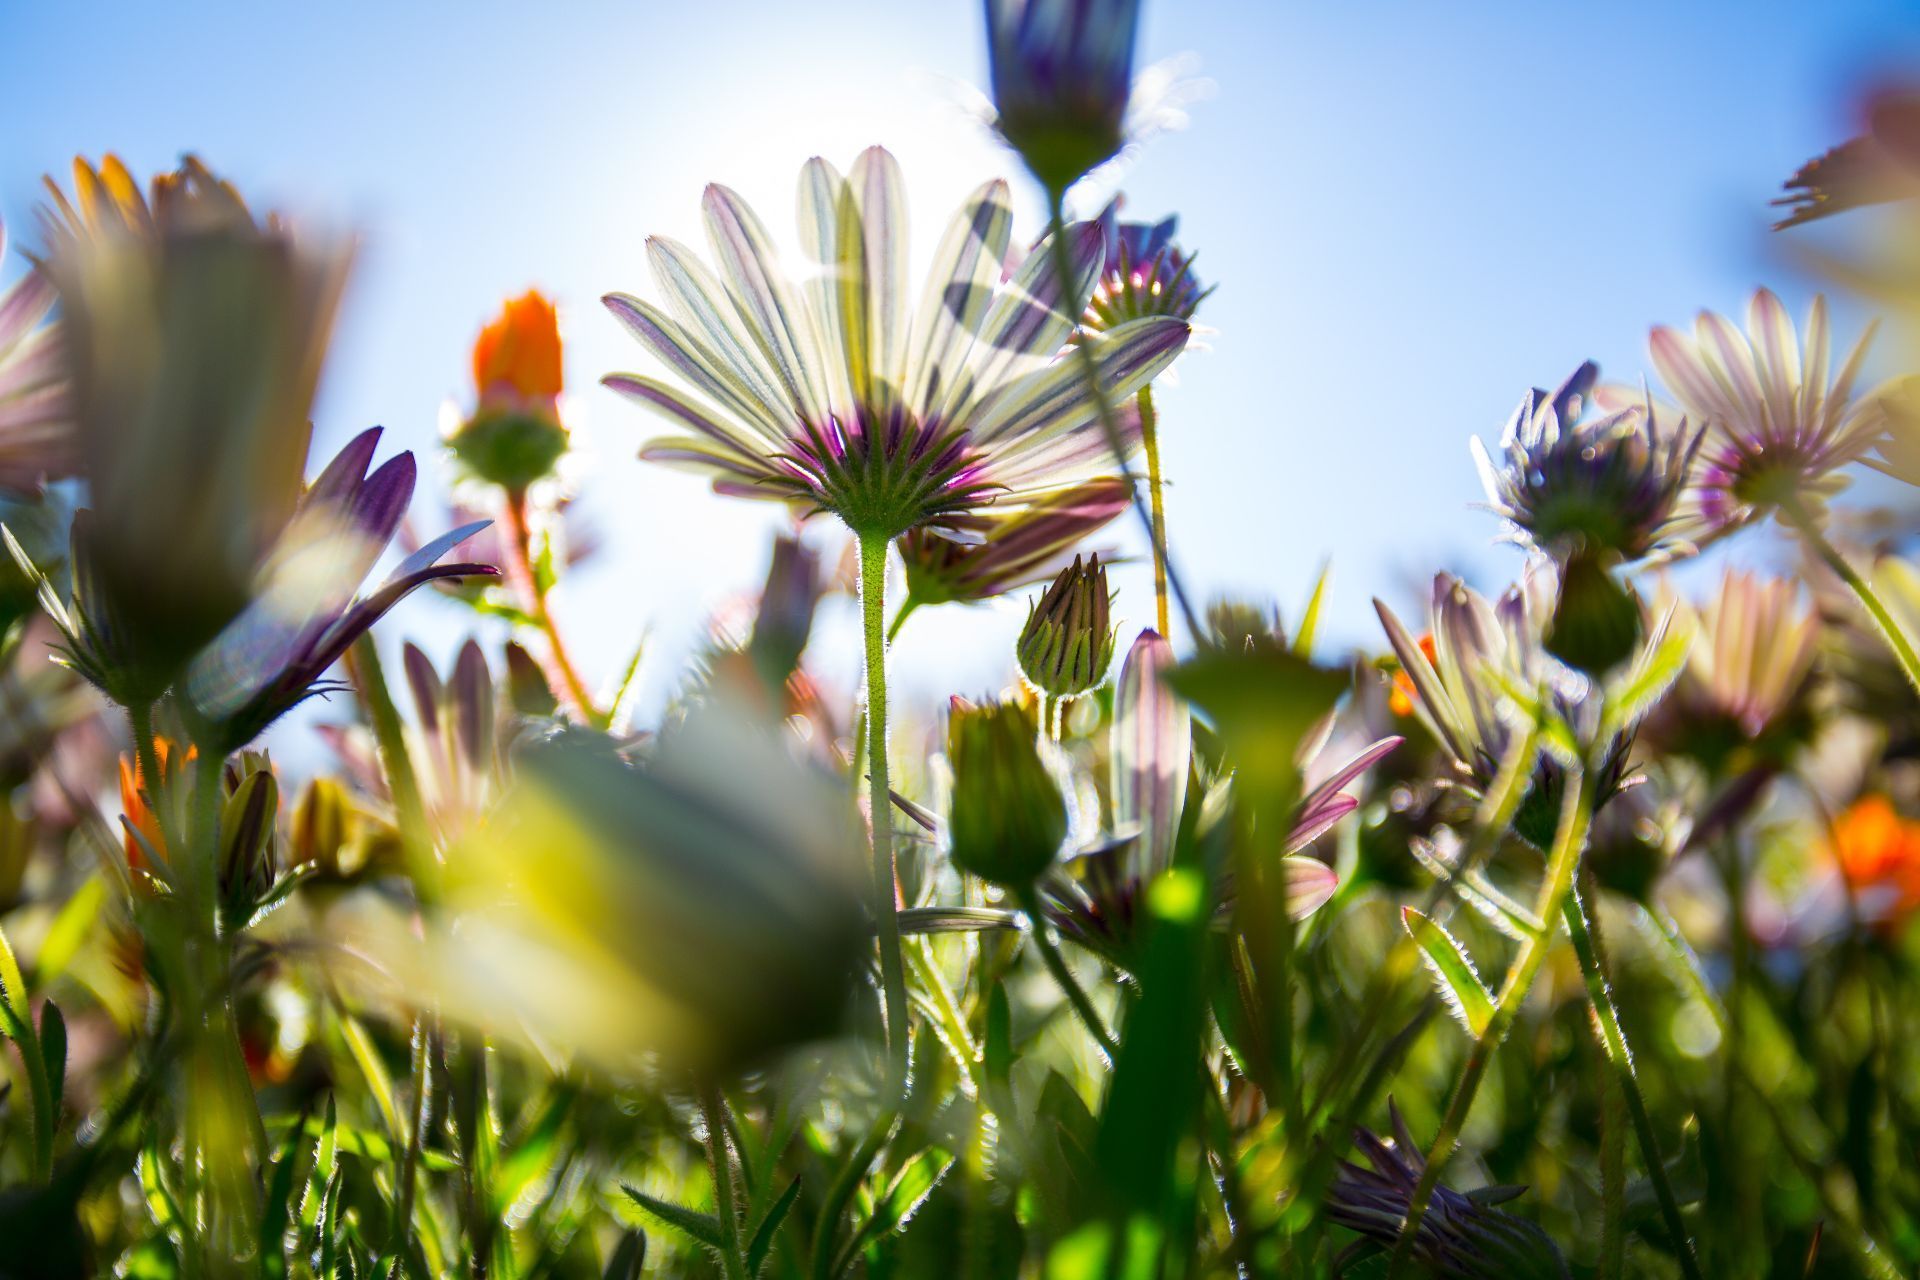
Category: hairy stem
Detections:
[
  {"x1": 1562, "y1": 882, "x2": 1699, "y2": 1279},
  {"x1": 1785, "y1": 497, "x2": 1920, "y2": 696},
  {"x1": 502, "y1": 486, "x2": 598, "y2": 721},
  {"x1": 810, "y1": 1111, "x2": 897, "y2": 1280},
  {"x1": 1017, "y1": 886, "x2": 1117, "y2": 1063},
  {"x1": 1139, "y1": 384, "x2": 1171, "y2": 638},
  {"x1": 1043, "y1": 191, "x2": 1202, "y2": 643},
  {"x1": 702, "y1": 1085, "x2": 749, "y2": 1280},
  {"x1": 859, "y1": 531, "x2": 911, "y2": 1098},
  {"x1": 1388, "y1": 764, "x2": 1594, "y2": 1278}
]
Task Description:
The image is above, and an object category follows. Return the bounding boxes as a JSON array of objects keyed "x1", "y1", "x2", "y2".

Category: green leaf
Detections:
[
  {"x1": 1164, "y1": 648, "x2": 1348, "y2": 792},
  {"x1": 0, "y1": 917, "x2": 31, "y2": 1039},
  {"x1": 1403, "y1": 907, "x2": 1494, "y2": 1037},
  {"x1": 1604, "y1": 604, "x2": 1692, "y2": 734},
  {"x1": 317, "y1": 1161, "x2": 346, "y2": 1279},
  {"x1": 984, "y1": 984, "x2": 1013, "y2": 1088},
  {"x1": 746, "y1": 1175, "x2": 801, "y2": 1273},
  {"x1": 1410, "y1": 839, "x2": 1544, "y2": 940},
  {"x1": 493, "y1": 1084, "x2": 573, "y2": 1212},
  {"x1": 898, "y1": 907, "x2": 1021, "y2": 935},
  {"x1": 603, "y1": 1230, "x2": 647, "y2": 1280},
  {"x1": 260, "y1": 1102, "x2": 314, "y2": 1279},
  {"x1": 337, "y1": 1013, "x2": 401, "y2": 1141},
  {"x1": 1293, "y1": 560, "x2": 1332, "y2": 658},
  {"x1": 38, "y1": 1000, "x2": 65, "y2": 1114},
  {"x1": 35, "y1": 874, "x2": 104, "y2": 984},
  {"x1": 622, "y1": 1184, "x2": 724, "y2": 1251}
]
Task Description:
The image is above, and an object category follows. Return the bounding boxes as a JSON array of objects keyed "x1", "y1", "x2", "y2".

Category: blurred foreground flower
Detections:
[
  {"x1": 0, "y1": 217, "x2": 72, "y2": 492},
  {"x1": 604, "y1": 146, "x2": 1187, "y2": 541},
  {"x1": 1830, "y1": 794, "x2": 1920, "y2": 925},
  {"x1": 449, "y1": 289, "x2": 569, "y2": 492},
  {"x1": 179, "y1": 427, "x2": 496, "y2": 749},
  {"x1": 38, "y1": 155, "x2": 352, "y2": 692},
  {"x1": 985, "y1": 0, "x2": 1140, "y2": 196},
  {"x1": 349, "y1": 709, "x2": 867, "y2": 1077},
  {"x1": 1621, "y1": 288, "x2": 1884, "y2": 533},
  {"x1": 1047, "y1": 628, "x2": 1396, "y2": 964},
  {"x1": 1773, "y1": 84, "x2": 1920, "y2": 229},
  {"x1": 1328, "y1": 1103, "x2": 1569, "y2": 1279}
]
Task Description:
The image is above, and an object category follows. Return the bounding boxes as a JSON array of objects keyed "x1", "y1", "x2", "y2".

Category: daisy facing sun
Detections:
[{"x1": 603, "y1": 145, "x2": 1189, "y2": 1091}]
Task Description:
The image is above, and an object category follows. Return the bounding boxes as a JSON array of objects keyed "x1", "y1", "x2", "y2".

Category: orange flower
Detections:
[
  {"x1": 1389, "y1": 633, "x2": 1438, "y2": 717},
  {"x1": 1831, "y1": 794, "x2": 1920, "y2": 919},
  {"x1": 472, "y1": 290, "x2": 563, "y2": 407},
  {"x1": 119, "y1": 738, "x2": 195, "y2": 871}
]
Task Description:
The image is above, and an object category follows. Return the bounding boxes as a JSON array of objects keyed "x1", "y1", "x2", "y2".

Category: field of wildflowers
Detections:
[{"x1": 4, "y1": 1, "x2": 1920, "y2": 1276}]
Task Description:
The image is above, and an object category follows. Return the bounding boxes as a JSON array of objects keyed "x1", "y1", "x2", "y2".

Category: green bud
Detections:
[
  {"x1": 446, "y1": 408, "x2": 570, "y2": 493},
  {"x1": 1546, "y1": 550, "x2": 1640, "y2": 677},
  {"x1": 218, "y1": 758, "x2": 279, "y2": 928},
  {"x1": 946, "y1": 698, "x2": 1068, "y2": 887},
  {"x1": 1016, "y1": 554, "x2": 1114, "y2": 699}
]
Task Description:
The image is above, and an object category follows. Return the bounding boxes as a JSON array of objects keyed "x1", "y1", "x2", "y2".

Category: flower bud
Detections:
[
  {"x1": 985, "y1": 0, "x2": 1141, "y2": 195},
  {"x1": 1080, "y1": 209, "x2": 1210, "y2": 335},
  {"x1": 447, "y1": 291, "x2": 570, "y2": 492},
  {"x1": 946, "y1": 698, "x2": 1068, "y2": 888},
  {"x1": 218, "y1": 757, "x2": 279, "y2": 929},
  {"x1": 1545, "y1": 549, "x2": 1641, "y2": 677},
  {"x1": 1017, "y1": 554, "x2": 1114, "y2": 699},
  {"x1": 290, "y1": 775, "x2": 356, "y2": 878},
  {"x1": 746, "y1": 535, "x2": 821, "y2": 693}
]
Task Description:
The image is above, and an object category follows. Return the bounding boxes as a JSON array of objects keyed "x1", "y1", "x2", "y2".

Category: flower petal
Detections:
[
  {"x1": 961, "y1": 315, "x2": 1187, "y2": 451},
  {"x1": 1111, "y1": 628, "x2": 1188, "y2": 881},
  {"x1": 934, "y1": 219, "x2": 1104, "y2": 427},
  {"x1": 603, "y1": 292, "x2": 792, "y2": 445},
  {"x1": 646, "y1": 235, "x2": 803, "y2": 432},
  {"x1": 702, "y1": 183, "x2": 831, "y2": 426},
  {"x1": 904, "y1": 179, "x2": 1013, "y2": 418}
]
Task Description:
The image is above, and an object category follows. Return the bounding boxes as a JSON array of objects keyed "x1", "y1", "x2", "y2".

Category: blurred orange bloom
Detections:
[
  {"x1": 1389, "y1": 633, "x2": 1438, "y2": 717},
  {"x1": 1830, "y1": 794, "x2": 1920, "y2": 918},
  {"x1": 472, "y1": 290, "x2": 563, "y2": 406},
  {"x1": 118, "y1": 738, "x2": 195, "y2": 870}
]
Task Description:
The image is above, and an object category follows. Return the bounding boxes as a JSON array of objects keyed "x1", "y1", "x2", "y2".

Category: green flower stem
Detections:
[
  {"x1": 810, "y1": 1111, "x2": 898, "y2": 1280},
  {"x1": 1561, "y1": 882, "x2": 1701, "y2": 1280},
  {"x1": 346, "y1": 636, "x2": 436, "y2": 888},
  {"x1": 859, "y1": 530, "x2": 911, "y2": 1098},
  {"x1": 905, "y1": 938, "x2": 982, "y2": 1096},
  {"x1": 1138, "y1": 384, "x2": 1171, "y2": 639},
  {"x1": 502, "y1": 485, "x2": 599, "y2": 723},
  {"x1": 1042, "y1": 191, "x2": 1202, "y2": 644},
  {"x1": 1596, "y1": 1046, "x2": 1626, "y2": 1280},
  {"x1": 1305, "y1": 718, "x2": 1542, "y2": 1126},
  {"x1": 188, "y1": 738, "x2": 224, "y2": 931},
  {"x1": 391, "y1": 1017, "x2": 433, "y2": 1258},
  {"x1": 1387, "y1": 763, "x2": 1595, "y2": 1279},
  {"x1": 1783, "y1": 496, "x2": 1920, "y2": 696},
  {"x1": 1016, "y1": 886, "x2": 1117, "y2": 1063},
  {"x1": 702, "y1": 1084, "x2": 750, "y2": 1280},
  {"x1": 885, "y1": 596, "x2": 919, "y2": 645}
]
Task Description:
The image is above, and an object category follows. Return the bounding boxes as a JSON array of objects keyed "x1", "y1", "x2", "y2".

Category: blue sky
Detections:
[{"x1": 5, "y1": 0, "x2": 1920, "y2": 722}]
